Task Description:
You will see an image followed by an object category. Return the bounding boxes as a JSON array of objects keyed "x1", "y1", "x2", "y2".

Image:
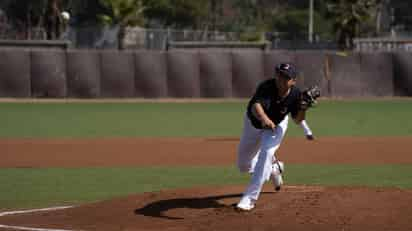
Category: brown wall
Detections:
[
  {"x1": 167, "y1": 51, "x2": 200, "y2": 98},
  {"x1": 232, "y1": 51, "x2": 264, "y2": 97},
  {"x1": 0, "y1": 49, "x2": 409, "y2": 98},
  {"x1": 0, "y1": 49, "x2": 31, "y2": 97},
  {"x1": 66, "y1": 50, "x2": 100, "y2": 98},
  {"x1": 100, "y1": 51, "x2": 135, "y2": 97},
  {"x1": 30, "y1": 50, "x2": 67, "y2": 97},
  {"x1": 135, "y1": 51, "x2": 168, "y2": 98},
  {"x1": 393, "y1": 52, "x2": 412, "y2": 96},
  {"x1": 199, "y1": 52, "x2": 232, "y2": 97}
]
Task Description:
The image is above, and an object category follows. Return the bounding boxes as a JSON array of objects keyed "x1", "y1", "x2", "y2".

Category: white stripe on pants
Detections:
[{"x1": 237, "y1": 114, "x2": 289, "y2": 201}]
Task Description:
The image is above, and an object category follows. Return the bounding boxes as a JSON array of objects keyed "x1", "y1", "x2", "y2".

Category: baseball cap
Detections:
[{"x1": 275, "y1": 63, "x2": 297, "y2": 80}]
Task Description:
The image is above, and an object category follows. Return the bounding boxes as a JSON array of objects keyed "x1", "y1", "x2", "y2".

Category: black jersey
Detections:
[{"x1": 247, "y1": 78, "x2": 302, "y2": 129}]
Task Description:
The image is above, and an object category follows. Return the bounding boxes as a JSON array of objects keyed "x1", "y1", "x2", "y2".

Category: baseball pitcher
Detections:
[{"x1": 236, "y1": 63, "x2": 320, "y2": 211}]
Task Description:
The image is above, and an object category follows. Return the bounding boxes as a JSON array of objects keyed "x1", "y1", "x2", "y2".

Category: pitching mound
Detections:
[
  {"x1": 1, "y1": 185, "x2": 412, "y2": 231},
  {"x1": 2, "y1": 137, "x2": 412, "y2": 230}
]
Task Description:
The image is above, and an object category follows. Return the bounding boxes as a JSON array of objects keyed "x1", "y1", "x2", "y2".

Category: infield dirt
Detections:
[{"x1": 1, "y1": 137, "x2": 412, "y2": 231}]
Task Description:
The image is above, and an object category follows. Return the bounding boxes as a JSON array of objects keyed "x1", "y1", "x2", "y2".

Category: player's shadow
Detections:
[
  {"x1": 134, "y1": 194, "x2": 240, "y2": 220},
  {"x1": 134, "y1": 192, "x2": 272, "y2": 220}
]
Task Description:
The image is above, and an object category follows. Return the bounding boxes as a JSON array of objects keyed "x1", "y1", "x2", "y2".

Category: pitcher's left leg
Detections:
[
  {"x1": 270, "y1": 116, "x2": 289, "y2": 190},
  {"x1": 241, "y1": 122, "x2": 287, "y2": 202}
]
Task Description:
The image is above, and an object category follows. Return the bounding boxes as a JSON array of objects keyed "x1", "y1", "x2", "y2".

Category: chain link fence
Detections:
[
  {"x1": 0, "y1": 23, "x2": 338, "y2": 50},
  {"x1": 0, "y1": 25, "x2": 46, "y2": 40},
  {"x1": 124, "y1": 27, "x2": 245, "y2": 50}
]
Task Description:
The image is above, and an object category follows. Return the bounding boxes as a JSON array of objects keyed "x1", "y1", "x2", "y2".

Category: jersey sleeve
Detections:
[{"x1": 250, "y1": 81, "x2": 270, "y2": 107}]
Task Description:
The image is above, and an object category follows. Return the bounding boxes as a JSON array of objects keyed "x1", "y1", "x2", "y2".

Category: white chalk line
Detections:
[{"x1": 0, "y1": 206, "x2": 76, "y2": 231}]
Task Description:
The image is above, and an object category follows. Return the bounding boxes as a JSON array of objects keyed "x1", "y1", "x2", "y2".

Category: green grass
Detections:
[
  {"x1": 0, "y1": 102, "x2": 243, "y2": 138},
  {"x1": 1, "y1": 100, "x2": 412, "y2": 210},
  {"x1": 0, "y1": 100, "x2": 412, "y2": 138},
  {"x1": 1, "y1": 164, "x2": 412, "y2": 210},
  {"x1": 286, "y1": 164, "x2": 412, "y2": 188},
  {"x1": 0, "y1": 167, "x2": 247, "y2": 209}
]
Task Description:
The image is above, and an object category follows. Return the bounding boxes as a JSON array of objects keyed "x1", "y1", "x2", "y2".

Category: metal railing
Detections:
[
  {"x1": 123, "y1": 27, "x2": 246, "y2": 50},
  {"x1": 354, "y1": 37, "x2": 412, "y2": 52}
]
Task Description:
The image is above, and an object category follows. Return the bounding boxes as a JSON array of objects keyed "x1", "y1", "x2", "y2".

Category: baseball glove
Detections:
[{"x1": 300, "y1": 86, "x2": 321, "y2": 110}]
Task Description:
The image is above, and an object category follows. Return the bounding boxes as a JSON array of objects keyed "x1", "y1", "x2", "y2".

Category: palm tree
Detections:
[
  {"x1": 327, "y1": 0, "x2": 377, "y2": 49},
  {"x1": 99, "y1": 0, "x2": 145, "y2": 49}
]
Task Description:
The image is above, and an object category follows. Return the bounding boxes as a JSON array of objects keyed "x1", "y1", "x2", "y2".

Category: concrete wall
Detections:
[
  {"x1": 232, "y1": 51, "x2": 264, "y2": 98},
  {"x1": 199, "y1": 51, "x2": 232, "y2": 97},
  {"x1": 66, "y1": 50, "x2": 100, "y2": 98},
  {"x1": 135, "y1": 51, "x2": 168, "y2": 98},
  {"x1": 359, "y1": 52, "x2": 393, "y2": 96},
  {"x1": 0, "y1": 49, "x2": 410, "y2": 98},
  {"x1": 393, "y1": 52, "x2": 412, "y2": 96},
  {"x1": 328, "y1": 52, "x2": 363, "y2": 97},
  {"x1": 167, "y1": 51, "x2": 200, "y2": 98},
  {"x1": 100, "y1": 51, "x2": 135, "y2": 97},
  {"x1": 0, "y1": 49, "x2": 31, "y2": 97},
  {"x1": 30, "y1": 50, "x2": 66, "y2": 97},
  {"x1": 295, "y1": 51, "x2": 330, "y2": 96}
]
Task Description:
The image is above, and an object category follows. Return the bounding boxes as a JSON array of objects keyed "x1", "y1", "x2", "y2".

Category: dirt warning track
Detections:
[{"x1": 2, "y1": 137, "x2": 412, "y2": 168}]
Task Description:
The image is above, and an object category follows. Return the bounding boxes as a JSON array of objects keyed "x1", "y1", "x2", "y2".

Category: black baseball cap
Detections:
[{"x1": 275, "y1": 63, "x2": 297, "y2": 80}]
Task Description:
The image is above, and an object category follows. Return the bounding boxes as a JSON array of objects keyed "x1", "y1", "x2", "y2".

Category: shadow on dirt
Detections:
[
  {"x1": 134, "y1": 193, "x2": 242, "y2": 220},
  {"x1": 135, "y1": 192, "x2": 274, "y2": 220}
]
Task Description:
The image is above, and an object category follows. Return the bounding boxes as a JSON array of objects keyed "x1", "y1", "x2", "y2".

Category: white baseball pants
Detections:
[{"x1": 237, "y1": 114, "x2": 289, "y2": 201}]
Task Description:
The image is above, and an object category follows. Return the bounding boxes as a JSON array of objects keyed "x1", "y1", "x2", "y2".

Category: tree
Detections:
[
  {"x1": 268, "y1": 5, "x2": 334, "y2": 42},
  {"x1": 98, "y1": 0, "x2": 145, "y2": 49},
  {"x1": 63, "y1": 0, "x2": 108, "y2": 26},
  {"x1": 2, "y1": 0, "x2": 46, "y2": 39},
  {"x1": 142, "y1": 0, "x2": 208, "y2": 29},
  {"x1": 271, "y1": 9, "x2": 313, "y2": 40},
  {"x1": 225, "y1": 0, "x2": 276, "y2": 41},
  {"x1": 390, "y1": 0, "x2": 412, "y2": 32},
  {"x1": 326, "y1": 0, "x2": 378, "y2": 49},
  {"x1": 233, "y1": 0, "x2": 256, "y2": 25},
  {"x1": 44, "y1": 0, "x2": 62, "y2": 40},
  {"x1": 209, "y1": 0, "x2": 220, "y2": 31}
]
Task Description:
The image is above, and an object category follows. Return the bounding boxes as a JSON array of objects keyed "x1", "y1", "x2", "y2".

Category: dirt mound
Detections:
[
  {"x1": 1, "y1": 185, "x2": 412, "y2": 231},
  {"x1": 2, "y1": 137, "x2": 412, "y2": 230}
]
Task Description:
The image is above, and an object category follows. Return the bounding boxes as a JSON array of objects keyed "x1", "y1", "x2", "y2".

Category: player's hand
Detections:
[{"x1": 261, "y1": 118, "x2": 275, "y2": 130}]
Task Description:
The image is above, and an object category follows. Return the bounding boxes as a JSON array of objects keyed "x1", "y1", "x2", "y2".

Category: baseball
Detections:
[{"x1": 61, "y1": 11, "x2": 70, "y2": 21}]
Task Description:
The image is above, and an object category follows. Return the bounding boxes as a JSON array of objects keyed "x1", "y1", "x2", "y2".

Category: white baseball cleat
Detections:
[
  {"x1": 271, "y1": 161, "x2": 284, "y2": 191},
  {"x1": 236, "y1": 196, "x2": 256, "y2": 211}
]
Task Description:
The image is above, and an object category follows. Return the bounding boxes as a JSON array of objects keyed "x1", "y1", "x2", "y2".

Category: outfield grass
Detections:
[
  {"x1": 1, "y1": 100, "x2": 412, "y2": 210},
  {"x1": 1, "y1": 100, "x2": 412, "y2": 138},
  {"x1": 1, "y1": 102, "x2": 244, "y2": 138},
  {"x1": 1, "y1": 165, "x2": 412, "y2": 209}
]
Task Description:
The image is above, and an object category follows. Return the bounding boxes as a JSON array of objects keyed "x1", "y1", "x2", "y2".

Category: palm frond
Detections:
[{"x1": 98, "y1": 0, "x2": 145, "y2": 26}]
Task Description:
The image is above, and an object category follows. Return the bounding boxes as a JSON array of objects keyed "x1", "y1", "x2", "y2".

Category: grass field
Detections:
[
  {"x1": 1, "y1": 100, "x2": 412, "y2": 210},
  {"x1": 1, "y1": 99, "x2": 412, "y2": 138},
  {"x1": 1, "y1": 165, "x2": 412, "y2": 209}
]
